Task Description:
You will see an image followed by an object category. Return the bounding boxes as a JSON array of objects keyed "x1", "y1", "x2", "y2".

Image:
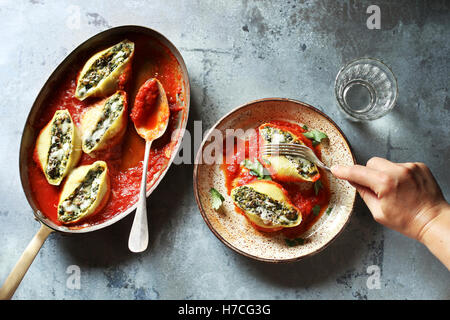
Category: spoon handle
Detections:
[{"x1": 128, "y1": 140, "x2": 152, "y2": 253}]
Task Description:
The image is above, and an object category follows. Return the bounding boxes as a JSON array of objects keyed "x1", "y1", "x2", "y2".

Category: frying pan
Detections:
[{"x1": 0, "y1": 26, "x2": 190, "y2": 299}]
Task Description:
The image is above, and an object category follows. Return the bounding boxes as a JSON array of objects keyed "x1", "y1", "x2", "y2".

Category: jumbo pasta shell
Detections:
[
  {"x1": 231, "y1": 180, "x2": 302, "y2": 229},
  {"x1": 35, "y1": 109, "x2": 81, "y2": 185},
  {"x1": 80, "y1": 90, "x2": 128, "y2": 155},
  {"x1": 258, "y1": 123, "x2": 320, "y2": 182},
  {"x1": 58, "y1": 161, "x2": 110, "y2": 224},
  {"x1": 75, "y1": 39, "x2": 135, "y2": 100}
]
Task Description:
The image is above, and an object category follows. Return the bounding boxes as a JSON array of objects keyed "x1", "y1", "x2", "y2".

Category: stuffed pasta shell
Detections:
[
  {"x1": 35, "y1": 109, "x2": 81, "y2": 186},
  {"x1": 258, "y1": 123, "x2": 320, "y2": 182},
  {"x1": 80, "y1": 90, "x2": 128, "y2": 155},
  {"x1": 57, "y1": 161, "x2": 110, "y2": 224},
  {"x1": 231, "y1": 180, "x2": 302, "y2": 229},
  {"x1": 75, "y1": 39, "x2": 135, "y2": 100}
]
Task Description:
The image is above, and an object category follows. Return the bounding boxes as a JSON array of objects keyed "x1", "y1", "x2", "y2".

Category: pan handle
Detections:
[{"x1": 0, "y1": 223, "x2": 53, "y2": 300}]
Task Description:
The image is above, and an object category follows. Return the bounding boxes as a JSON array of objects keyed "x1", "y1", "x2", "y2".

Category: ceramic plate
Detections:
[{"x1": 193, "y1": 98, "x2": 356, "y2": 262}]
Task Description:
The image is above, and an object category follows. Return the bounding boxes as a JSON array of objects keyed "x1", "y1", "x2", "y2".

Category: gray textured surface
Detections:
[{"x1": 0, "y1": 0, "x2": 449, "y2": 300}]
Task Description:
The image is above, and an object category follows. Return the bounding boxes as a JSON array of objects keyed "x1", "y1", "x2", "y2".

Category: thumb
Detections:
[
  {"x1": 350, "y1": 182, "x2": 383, "y2": 221},
  {"x1": 351, "y1": 183, "x2": 378, "y2": 208},
  {"x1": 331, "y1": 165, "x2": 383, "y2": 219}
]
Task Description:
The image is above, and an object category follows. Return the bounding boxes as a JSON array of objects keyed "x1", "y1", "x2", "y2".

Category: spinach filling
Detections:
[
  {"x1": 284, "y1": 155, "x2": 319, "y2": 179},
  {"x1": 58, "y1": 166, "x2": 105, "y2": 222},
  {"x1": 78, "y1": 41, "x2": 133, "y2": 94},
  {"x1": 260, "y1": 125, "x2": 296, "y2": 144},
  {"x1": 260, "y1": 125, "x2": 319, "y2": 178},
  {"x1": 232, "y1": 186, "x2": 298, "y2": 225},
  {"x1": 46, "y1": 113, "x2": 72, "y2": 180},
  {"x1": 84, "y1": 93, "x2": 124, "y2": 151}
]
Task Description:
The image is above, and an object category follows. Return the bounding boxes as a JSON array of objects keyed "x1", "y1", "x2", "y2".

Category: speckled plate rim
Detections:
[{"x1": 193, "y1": 97, "x2": 357, "y2": 263}]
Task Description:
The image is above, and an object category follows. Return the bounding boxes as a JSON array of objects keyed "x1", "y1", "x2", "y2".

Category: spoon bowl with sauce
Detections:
[{"x1": 128, "y1": 78, "x2": 169, "y2": 252}]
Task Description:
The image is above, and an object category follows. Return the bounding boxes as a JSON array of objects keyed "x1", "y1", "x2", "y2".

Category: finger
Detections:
[
  {"x1": 355, "y1": 184, "x2": 385, "y2": 223},
  {"x1": 366, "y1": 157, "x2": 399, "y2": 172},
  {"x1": 331, "y1": 164, "x2": 388, "y2": 195},
  {"x1": 350, "y1": 182, "x2": 380, "y2": 213}
]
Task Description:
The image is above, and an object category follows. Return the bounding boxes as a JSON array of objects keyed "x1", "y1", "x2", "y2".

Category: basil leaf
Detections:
[
  {"x1": 242, "y1": 158, "x2": 271, "y2": 180},
  {"x1": 242, "y1": 159, "x2": 262, "y2": 176},
  {"x1": 210, "y1": 188, "x2": 225, "y2": 210},
  {"x1": 285, "y1": 237, "x2": 305, "y2": 247},
  {"x1": 302, "y1": 124, "x2": 308, "y2": 130},
  {"x1": 248, "y1": 170, "x2": 259, "y2": 177},
  {"x1": 314, "y1": 180, "x2": 323, "y2": 195},
  {"x1": 285, "y1": 239, "x2": 297, "y2": 247},
  {"x1": 326, "y1": 207, "x2": 333, "y2": 215},
  {"x1": 312, "y1": 204, "x2": 321, "y2": 216},
  {"x1": 261, "y1": 158, "x2": 271, "y2": 166},
  {"x1": 303, "y1": 129, "x2": 328, "y2": 145}
]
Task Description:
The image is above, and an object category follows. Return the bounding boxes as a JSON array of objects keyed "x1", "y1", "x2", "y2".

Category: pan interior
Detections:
[{"x1": 19, "y1": 26, "x2": 190, "y2": 233}]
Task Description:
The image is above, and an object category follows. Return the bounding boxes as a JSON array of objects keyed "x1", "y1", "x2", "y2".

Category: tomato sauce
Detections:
[
  {"x1": 220, "y1": 120, "x2": 330, "y2": 239},
  {"x1": 130, "y1": 78, "x2": 160, "y2": 129},
  {"x1": 28, "y1": 35, "x2": 185, "y2": 229}
]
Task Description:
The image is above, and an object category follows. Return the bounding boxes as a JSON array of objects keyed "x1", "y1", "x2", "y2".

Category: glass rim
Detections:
[{"x1": 334, "y1": 57, "x2": 399, "y2": 120}]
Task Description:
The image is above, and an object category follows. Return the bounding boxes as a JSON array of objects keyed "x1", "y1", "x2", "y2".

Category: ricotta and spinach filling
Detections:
[
  {"x1": 58, "y1": 165, "x2": 105, "y2": 223},
  {"x1": 232, "y1": 185, "x2": 299, "y2": 226},
  {"x1": 76, "y1": 40, "x2": 134, "y2": 98},
  {"x1": 83, "y1": 92, "x2": 125, "y2": 152},
  {"x1": 260, "y1": 125, "x2": 297, "y2": 144},
  {"x1": 259, "y1": 125, "x2": 319, "y2": 179},
  {"x1": 46, "y1": 112, "x2": 74, "y2": 181}
]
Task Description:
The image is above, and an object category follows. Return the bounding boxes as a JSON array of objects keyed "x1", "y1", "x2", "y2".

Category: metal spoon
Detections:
[{"x1": 128, "y1": 78, "x2": 169, "y2": 253}]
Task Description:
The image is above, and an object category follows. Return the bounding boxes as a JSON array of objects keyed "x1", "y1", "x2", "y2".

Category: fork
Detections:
[{"x1": 261, "y1": 143, "x2": 331, "y2": 172}]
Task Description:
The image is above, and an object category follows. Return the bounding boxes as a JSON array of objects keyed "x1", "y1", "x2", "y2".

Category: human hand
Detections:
[{"x1": 331, "y1": 157, "x2": 448, "y2": 241}]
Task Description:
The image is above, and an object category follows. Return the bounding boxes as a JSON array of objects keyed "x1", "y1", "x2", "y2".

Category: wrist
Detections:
[{"x1": 417, "y1": 202, "x2": 450, "y2": 244}]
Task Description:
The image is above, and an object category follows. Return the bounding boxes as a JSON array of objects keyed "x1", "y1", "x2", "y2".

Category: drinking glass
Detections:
[{"x1": 335, "y1": 58, "x2": 398, "y2": 121}]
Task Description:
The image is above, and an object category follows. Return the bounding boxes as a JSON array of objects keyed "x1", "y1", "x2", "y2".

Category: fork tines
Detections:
[
  {"x1": 262, "y1": 143, "x2": 309, "y2": 149},
  {"x1": 261, "y1": 143, "x2": 330, "y2": 172},
  {"x1": 262, "y1": 143, "x2": 309, "y2": 155}
]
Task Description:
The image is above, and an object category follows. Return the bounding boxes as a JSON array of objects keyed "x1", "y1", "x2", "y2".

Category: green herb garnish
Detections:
[
  {"x1": 242, "y1": 158, "x2": 271, "y2": 180},
  {"x1": 314, "y1": 180, "x2": 323, "y2": 195},
  {"x1": 303, "y1": 129, "x2": 328, "y2": 146},
  {"x1": 210, "y1": 188, "x2": 225, "y2": 210},
  {"x1": 285, "y1": 237, "x2": 305, "y2": 247},
  {"x1": 312, "y1": 204, "x2": 321, "y2": 216},
  {"x1": 325, "y1": 207, "x2": 333, "y2": 215}
]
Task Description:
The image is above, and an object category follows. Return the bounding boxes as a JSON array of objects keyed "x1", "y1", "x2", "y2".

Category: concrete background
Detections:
[{"x1": 0, "y1": 0, "x2": 449, "y2": 299}]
